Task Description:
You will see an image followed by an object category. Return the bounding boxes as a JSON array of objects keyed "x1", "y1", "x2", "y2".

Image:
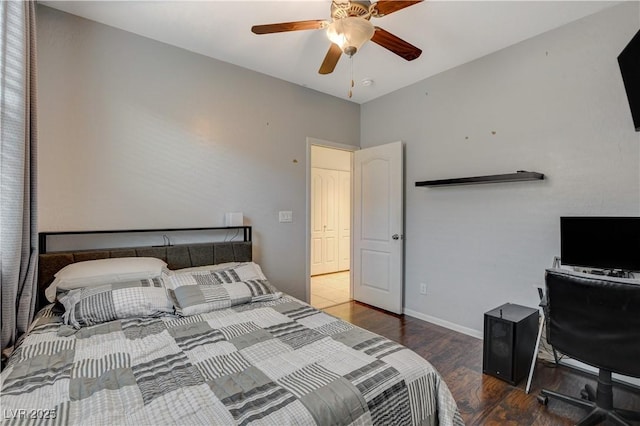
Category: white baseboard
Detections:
[
  {"x1": 560, "y1": 358, "x2": 640, "y2": 389},
  {"x1": 401, "y1": 308, "x2": 640, "y2": 390},
  {"x1": 403, "y1": 308, "x2": 483, "y2": 340}
]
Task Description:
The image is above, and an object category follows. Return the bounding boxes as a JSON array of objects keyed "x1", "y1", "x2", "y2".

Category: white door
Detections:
[
  {"x1": 311, "y1": 168, "x2": 339, "y2": 275},
  {"x1": 353, "y1": 141, "x2": 404, "y2": 314}
]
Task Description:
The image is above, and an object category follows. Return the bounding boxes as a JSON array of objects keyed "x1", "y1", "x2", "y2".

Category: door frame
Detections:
[{"x1": 305, "y1": 137, "x2": 358, "y2": 304}]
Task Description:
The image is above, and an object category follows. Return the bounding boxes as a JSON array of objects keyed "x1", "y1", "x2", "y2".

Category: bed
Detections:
[{"x1": 1, "y1": 229, "x2": 464, "y2": 425}]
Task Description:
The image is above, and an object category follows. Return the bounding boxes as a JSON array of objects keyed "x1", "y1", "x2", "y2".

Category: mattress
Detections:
[{"x1": 1, "y1": 295, "x2": 464, "y2": 425}]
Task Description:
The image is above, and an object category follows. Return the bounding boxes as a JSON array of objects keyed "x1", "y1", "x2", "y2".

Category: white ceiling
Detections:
[{"x1": 41, "y1": 0, "x2": 621, "y2": 104}]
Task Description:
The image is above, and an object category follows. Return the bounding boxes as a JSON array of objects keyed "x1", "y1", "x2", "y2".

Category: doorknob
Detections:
[{"x1": 392, "y1": 234, "x2": 400, "y2": 240}]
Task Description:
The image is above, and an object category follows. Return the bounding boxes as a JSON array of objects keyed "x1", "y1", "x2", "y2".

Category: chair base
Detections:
[{"x1": 538, "y1": 370, "x2": 640, "y2": 426}]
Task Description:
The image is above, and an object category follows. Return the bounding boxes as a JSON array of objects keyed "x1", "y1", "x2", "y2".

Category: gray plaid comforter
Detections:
[{"x1": 1, "y1": 296, "x2": 464, "y2": 425}]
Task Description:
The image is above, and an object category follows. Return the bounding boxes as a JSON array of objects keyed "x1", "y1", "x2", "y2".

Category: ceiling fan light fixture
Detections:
[{"x1": 326, "y1": 17, "x2": 375, "y2": 57}]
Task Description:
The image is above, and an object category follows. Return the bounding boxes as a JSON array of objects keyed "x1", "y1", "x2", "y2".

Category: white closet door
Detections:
[
  {"x1": 311, "y1": 168, "x2": 339, "y2": 275},
  {"x1": 311, "y1": 169, "x2": 325, "y2": 276},
  {"x1": 323, "y1": 169, "x2": 339, "y2": 273}
]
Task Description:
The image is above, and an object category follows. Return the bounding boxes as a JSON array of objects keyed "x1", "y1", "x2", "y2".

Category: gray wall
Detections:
[
  {"x1": 36, "y1": 3, "x2": 640, "y2": 333},
  {"x1": 361, "y1": 3, "x2": 640, "y2": 335},
  {"x1": 36, "y1": 5, "x2": 360, "y2": 300}
]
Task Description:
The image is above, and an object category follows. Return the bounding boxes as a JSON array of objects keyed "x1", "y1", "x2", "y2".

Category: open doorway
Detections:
[{"x1": 308, "y1": 142, "x2": 354, "y2": 309}]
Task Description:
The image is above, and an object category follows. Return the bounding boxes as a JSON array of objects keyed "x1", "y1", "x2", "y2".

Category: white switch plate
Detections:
[
  {"x1": 224, "y1": 212, "x2": 243, "y2": 226},
  {"x1": 279, "y1": 211, "x2": 293, "y2": 223}
]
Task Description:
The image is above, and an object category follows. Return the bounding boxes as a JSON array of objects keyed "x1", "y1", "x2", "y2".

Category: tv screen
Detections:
[
  {"x1": 618, "y1": 29, "x2": 640, "y2": 132},
  {"x1": 560, "y1": 217, "x2": 640, "y2": 271}
]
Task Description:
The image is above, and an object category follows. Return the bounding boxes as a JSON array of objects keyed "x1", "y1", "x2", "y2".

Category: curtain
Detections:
[{"x1": 0, "y1": 0, "x2": 38, "y2": 364}]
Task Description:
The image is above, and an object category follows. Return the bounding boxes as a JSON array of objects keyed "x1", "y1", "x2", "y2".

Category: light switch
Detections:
[{"x1": 279, "y1": 211, "x2": 293, "y2": 223}]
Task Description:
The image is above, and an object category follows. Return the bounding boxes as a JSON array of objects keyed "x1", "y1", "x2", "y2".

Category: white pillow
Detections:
[{"x1": 45, "y1": 257, "x2": 168, "y2": 302}]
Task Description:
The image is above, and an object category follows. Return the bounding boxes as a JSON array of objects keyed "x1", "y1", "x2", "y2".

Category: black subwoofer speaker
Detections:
[{"x1": 483, "y1": 303, "x2": 539, "y2": 385}]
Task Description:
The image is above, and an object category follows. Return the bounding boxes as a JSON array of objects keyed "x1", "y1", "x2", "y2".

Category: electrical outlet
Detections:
[{"x1": 419, "y1": 283, "x2": 427, "y2": 295}]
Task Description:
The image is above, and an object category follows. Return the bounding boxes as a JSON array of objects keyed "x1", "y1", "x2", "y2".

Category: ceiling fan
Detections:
[{"x1": 251, "y1": 0, "x2": 423, "y2": 75}]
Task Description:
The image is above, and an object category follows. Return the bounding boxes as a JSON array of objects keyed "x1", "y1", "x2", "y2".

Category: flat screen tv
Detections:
[
  {"x1": 618, "y1": 29, "x2": 640, "y2": 132},
  {"x1": 560, "y1": 216, "x2": 640, "y2": 271}
]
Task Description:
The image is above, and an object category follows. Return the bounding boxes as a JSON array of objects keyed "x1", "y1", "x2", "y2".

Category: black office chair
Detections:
[{"x1": 538, "y1": 268, "x2": 640, "y2": 426}]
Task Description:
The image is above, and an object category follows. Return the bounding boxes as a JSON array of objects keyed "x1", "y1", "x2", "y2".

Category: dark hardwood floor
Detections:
[{"x1": 322, "y1": 301, "x2": 640, "y2": 426}]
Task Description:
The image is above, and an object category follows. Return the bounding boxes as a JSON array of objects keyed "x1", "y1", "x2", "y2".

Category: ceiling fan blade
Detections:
[
  {"x1": 251, "y1": 20, "x2": 326, "y2": 35},
  {"x1": 373, "y1": 1, "x2": 423, "y2": 17},
  {"x1": 319, "y1": 43, "x2": 343, "y2": 74},
  {"x1": 371, "y1": 27, "x2": 422, "y2": 61}
]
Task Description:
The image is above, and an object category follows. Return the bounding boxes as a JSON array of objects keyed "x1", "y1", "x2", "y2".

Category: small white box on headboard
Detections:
[{"x1": 225, "y1": 212, "x2": 243, "y2": 227}]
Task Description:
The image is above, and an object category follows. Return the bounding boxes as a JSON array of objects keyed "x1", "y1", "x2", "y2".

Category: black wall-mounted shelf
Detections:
[{"x1": 415, "y1": 171, "x2": 544, "y2": 187}]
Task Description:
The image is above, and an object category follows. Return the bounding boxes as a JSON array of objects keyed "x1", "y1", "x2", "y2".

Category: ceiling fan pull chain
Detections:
[{"x1": 348, "y1": 56, "x2": 354, "y2": 98}]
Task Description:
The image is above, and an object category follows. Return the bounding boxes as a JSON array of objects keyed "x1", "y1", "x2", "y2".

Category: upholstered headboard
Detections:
[{"x1": 37, "y1": 227, "x2": 252, "y2": 309}]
